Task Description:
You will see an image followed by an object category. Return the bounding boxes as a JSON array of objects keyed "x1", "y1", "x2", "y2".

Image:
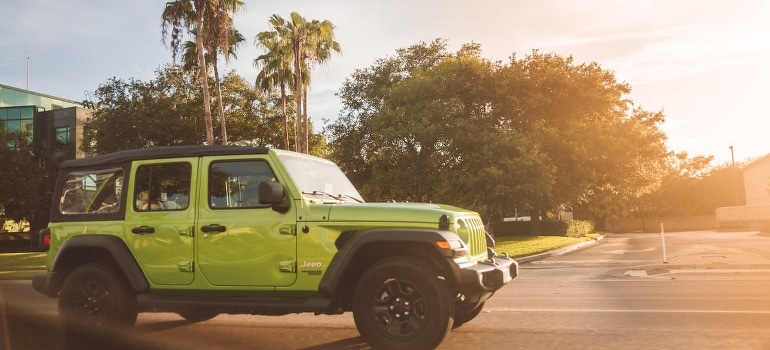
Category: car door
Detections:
[
  {"x1": 195, "y1": 155, "x2": 297, "y2": 287},
  {"x1": 124, "y1": 159, "x2": 197, "y2": 286}
]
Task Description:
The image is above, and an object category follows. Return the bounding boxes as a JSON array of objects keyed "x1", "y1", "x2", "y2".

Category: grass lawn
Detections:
[
  {"x1": 0, "y1": 252, "x2": 46, "y2": 280},
  {"x1": 494, "y1": 233, "x2": 602, "y2": 258},
  {"x1": 0, "y1": 234, "x2": 602, "y2": 280}
]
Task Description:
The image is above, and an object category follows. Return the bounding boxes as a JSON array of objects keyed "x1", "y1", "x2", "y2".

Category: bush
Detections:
[
  {"x1": 565, "y1": 220, "x2": 594, "y2": 238},
  {"x1": 490, "y1": 220, "x2": 594, "y2": 237}
]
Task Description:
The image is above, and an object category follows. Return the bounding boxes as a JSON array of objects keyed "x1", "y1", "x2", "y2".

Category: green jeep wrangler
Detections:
[{"x1": 32, "y1": 146, "x2": 517, "y2": 349}]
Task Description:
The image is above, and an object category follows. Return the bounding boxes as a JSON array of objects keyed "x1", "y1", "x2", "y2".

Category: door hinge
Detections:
[
  {"x1": 179, "y1": 226, "x2": 193, "y2": 237},
  {"x1": 279, "y1": 261, "x2": 296, "y2": 273},
  {"x1": 279, "y1": 224, "x2": 296, "y2": 236},
  {"x1": 178, "y1": 261, "x2": 194, "y2": 272}
]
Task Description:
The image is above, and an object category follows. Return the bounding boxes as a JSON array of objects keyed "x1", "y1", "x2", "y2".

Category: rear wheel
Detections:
[
  {"x1": 352, "y1": 256, "x2": 454, "y2": 350},
  {"x1": 58, "y1": 263, "x2": 138, "y2": 328}
]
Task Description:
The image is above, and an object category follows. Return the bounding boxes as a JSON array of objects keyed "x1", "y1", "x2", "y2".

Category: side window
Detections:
[
  {"x1": 134, "y1": 162, "x2": 192, "y2": 211},
  {"x1": 60, "y1": 169, "x2": 123, "y2": 214},
  {"x1": 209, "y1": 160, "x2": 275, "y2": 209}
]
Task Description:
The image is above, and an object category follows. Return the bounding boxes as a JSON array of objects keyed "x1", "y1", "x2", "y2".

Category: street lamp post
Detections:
[{"x1": 730, "y1": 146, "x2": 739, "y2": 206}]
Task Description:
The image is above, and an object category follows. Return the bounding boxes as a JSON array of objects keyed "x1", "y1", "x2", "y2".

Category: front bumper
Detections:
[{"x1": 457, "y1": 255, "x2": 518, "y2": 294}]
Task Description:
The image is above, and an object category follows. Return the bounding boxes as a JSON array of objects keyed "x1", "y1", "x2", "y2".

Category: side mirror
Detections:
[{"x1": 258, "y1": 181, "x2": 289, "y2": 213}]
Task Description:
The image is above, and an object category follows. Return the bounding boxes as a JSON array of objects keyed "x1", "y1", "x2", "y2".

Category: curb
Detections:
[{"x1": 514, "y1": 235, "x2": 605, "y2": 264}]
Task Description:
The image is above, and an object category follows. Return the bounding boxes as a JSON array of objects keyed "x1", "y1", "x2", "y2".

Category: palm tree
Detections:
[
  {"x1": 181, "y1": 27, "x2": 245, "y2": 145},
  {"x1": 262, "y1": 12, "x2": 340, "y2": 154},
  {"x1": 161, "y1": 0, "x2": 242, "y2": 145},
  {"x1": 254, "y1": 23, "x2": 294, "y2": 150},
  {"x1": 253, "y1": 12, "x2": 340, "y2": 153},
  {"x1": 298, "y1": 18, "x2": 341, "y2": 153},
  {"x1": 204, "y1": 0, "x2": 244, "y2": 145}
]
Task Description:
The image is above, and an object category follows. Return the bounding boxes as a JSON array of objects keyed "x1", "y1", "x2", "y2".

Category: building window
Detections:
[
  {"x1": 55, "y1": 126, "x2": 70, "y2": 152},
  {"x1": 1, "y1": 106, "x2": 35, "y2": 150}
]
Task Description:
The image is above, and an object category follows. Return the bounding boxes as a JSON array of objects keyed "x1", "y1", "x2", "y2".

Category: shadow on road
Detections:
[{"x1": 299, "y1": 336, "x2": 370, "y2": 350}]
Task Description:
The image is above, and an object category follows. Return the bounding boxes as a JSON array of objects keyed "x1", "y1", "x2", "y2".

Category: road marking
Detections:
[
  {"x1": 607, "y1": 247, "x2": 657, "y2": 255},
  {"x1": 484, "y1": 308, "x2": 770, "y2": 314},
  {"x1": 528, "y1": 260, "x2": 650, "y2": 265}
]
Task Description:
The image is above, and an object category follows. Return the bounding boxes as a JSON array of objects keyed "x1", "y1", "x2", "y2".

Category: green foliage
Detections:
[
  {"x1": 0, "y1": 126, "x2": 59, "y2": 232},
  {"x1": 328, "y1": 40, "x2": 669, "y2": 225},
  {"x1": 490, "y1": 220, "x2": 592, "y2": 237},
  {"x1": 84, "y1": 66, "x2": 204, "y2": 154},
  {"x1": 566, "y1": 220, "x2": 595, "y2": 238},
  {"x1": 83, "y1": 66, "x2": 320, "y2": 155},
  {"x1": 634, "y1": 152, "x2": 744, "y2": 218}
]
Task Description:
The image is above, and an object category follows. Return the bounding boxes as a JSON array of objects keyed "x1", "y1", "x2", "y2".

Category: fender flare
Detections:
[
  {"x1": 50, "y1": 235, "x2": 149, "y2": 293},
  {"x1": 318, "y1": 228, "x2": 465, "y2": 295}
]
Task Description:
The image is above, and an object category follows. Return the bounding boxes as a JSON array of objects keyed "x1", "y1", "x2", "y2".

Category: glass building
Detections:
[{"x1": 1, "y1": 83, "x2": 90, "y2": 159}]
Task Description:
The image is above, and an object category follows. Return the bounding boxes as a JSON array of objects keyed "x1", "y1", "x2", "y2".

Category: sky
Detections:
[{"x1": 1, "y1": 0, "x2": 768, "y2": 166}]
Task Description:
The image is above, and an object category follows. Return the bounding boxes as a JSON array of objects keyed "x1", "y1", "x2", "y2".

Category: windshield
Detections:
[{"x1": 278, "y1": 154, "x2": 364, "y2": 203}]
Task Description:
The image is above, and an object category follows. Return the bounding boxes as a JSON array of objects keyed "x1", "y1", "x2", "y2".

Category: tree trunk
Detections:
[
  {"x1": 293, "y1": 43, "x2": 303, "y2": 153},
  {"x1": 280, "y1": 83, "x2": 290, "y2": 150},
  {"x1": 195, "y1": 5, "x2": 214, "y2": 145},
  {"x1": 303, "y1": 84, "x2": 309, "y2": 154},
  {"x1": 213, "y1": 58, "x2": 227, "y2": 145}
]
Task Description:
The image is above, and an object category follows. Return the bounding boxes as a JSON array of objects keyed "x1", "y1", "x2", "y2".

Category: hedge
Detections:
[{"x1": 490, "y1": 220, "x2": 594, "y2": 238}]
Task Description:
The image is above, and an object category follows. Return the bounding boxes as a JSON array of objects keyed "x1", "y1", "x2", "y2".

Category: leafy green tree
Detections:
[
  {"x1": 492, "y1": 50, "x2": 669, "y2": 230},
  {"x1": 331, "y1": 40, "x2": 672, "y2": 232},
  {"x1": 635, "y1": 153, "x2": 745, "y2": 222},
  {"x1": 578, "y1": 108, "x2": 669, "y2": 227},
  {"x1": 329, "y1": 39, "x2": 449, "y2": 192},
  {"x1": 217, "y1": 70, "x2": 288, "y2": 148},
  {"x1": 329, "y1": 40, "x2": 551, "y2": 221},
  {"x1": 0, "y1": 126, "x2": 57, "y2": 233},
  {"x1": 82, "y1": 66, "x2": 316, "y2": 155},
  {"x1": 83, "y1": 66, "x2": 204, "y2": 154}
]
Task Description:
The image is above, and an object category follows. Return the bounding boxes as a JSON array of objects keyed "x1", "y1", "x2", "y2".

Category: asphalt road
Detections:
[{"x1": 3, "y1": 230, "x2": 770, "y2": 350}]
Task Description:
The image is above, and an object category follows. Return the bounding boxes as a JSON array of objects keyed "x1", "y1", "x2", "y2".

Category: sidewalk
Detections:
[{"x1": 646, "y1": 243, "x2": 770, "y2": 270}]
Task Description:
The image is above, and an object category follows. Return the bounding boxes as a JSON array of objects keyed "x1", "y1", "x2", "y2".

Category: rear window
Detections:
[{"x1": 60, "y1": 169, "x2": 124, "y2": 214}]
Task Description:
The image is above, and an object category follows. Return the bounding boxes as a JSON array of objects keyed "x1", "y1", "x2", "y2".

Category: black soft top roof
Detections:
[{"x1": 60, "y1": 145, "x2": 270, "y2": 169}]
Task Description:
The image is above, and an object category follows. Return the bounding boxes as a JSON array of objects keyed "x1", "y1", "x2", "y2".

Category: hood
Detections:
[{"x1": 325, "y1": 202, "x2": 480, "y2": 224}]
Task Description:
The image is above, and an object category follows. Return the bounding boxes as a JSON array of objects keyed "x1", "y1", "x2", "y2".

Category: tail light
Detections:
[{"x1": 33, "y1": 228, "x2": 51, "y2": 252}]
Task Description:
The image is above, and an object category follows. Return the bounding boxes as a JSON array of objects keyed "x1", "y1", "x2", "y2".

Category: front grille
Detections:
[{"x1": 457, "y1": 216, "x2": 487, "y2": 259}]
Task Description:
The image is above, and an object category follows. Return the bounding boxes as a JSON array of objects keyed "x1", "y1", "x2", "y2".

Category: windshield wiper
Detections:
[
  {"x1": 302, "y1": 191, "x2": 363, "y2": 203},
  {"x1": 337, "y1": 194, "x2": 363, "y2": 203}
]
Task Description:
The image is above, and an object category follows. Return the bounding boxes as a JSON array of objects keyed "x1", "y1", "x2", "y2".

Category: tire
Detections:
[
  {"x1": 453, "y1": 301, "x2": 484, "y2": 328},
  {"x1": 177, "y1": 311, "x2": 219, "y2": 322},
  {"x1": 58, "y1": 263, "x2": 138, "y2": 328},
  {"x1": 352, "y1": 256, "x2": 454, "y2": 350}
]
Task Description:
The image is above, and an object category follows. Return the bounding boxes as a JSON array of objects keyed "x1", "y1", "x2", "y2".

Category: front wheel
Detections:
[
  {"x1": 352, "y1": 256, "x2": 454, "y2": 350},
  {"x1": 453, "y1": 301, "x2": 485, "y2": 328},
  {"x1": 177, "y1": 311, "x2": 219, "y2": 322}
]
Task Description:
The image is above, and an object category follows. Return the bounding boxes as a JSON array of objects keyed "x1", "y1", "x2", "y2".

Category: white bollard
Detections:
[{"x1": 660, "y1": 222, "x2": 668, "y2": 264}]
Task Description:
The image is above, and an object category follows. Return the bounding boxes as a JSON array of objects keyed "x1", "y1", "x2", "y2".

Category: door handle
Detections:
[
  {"x1": 132, "y1": 226, "x2": 155, "y2": 235},
  {"x1": 201, "y1": 224, "x2": 227, "y2": 233}
]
